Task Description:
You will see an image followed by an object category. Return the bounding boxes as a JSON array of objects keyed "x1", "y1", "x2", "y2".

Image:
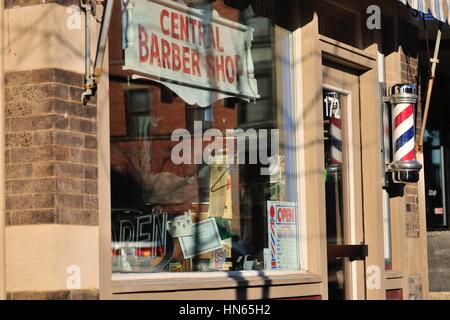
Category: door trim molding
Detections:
[{"x1": 321, "y1": 40, "x2": 386, "y2": 300}]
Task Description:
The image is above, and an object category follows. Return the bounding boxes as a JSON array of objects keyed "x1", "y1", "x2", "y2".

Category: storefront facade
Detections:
[{"x1": 0, "y1": 0, "x2": 440, "y2": 300}]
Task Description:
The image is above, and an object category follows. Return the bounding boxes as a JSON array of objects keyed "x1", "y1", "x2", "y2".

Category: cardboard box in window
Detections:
[
  {"x1": 189, "y1": 202, "x2": 210, "y2": 223},
  {"x1": 188, "y1": 203, "x2": 233, "y2": 261},
  {"x1": 208, "y1": 155, "x2": 240, "y2": 221}
]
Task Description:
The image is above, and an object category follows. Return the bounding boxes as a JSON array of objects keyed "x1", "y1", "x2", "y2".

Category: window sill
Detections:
[{"x1": 112, "y1": 270, "x2": 322, "y2": 294}]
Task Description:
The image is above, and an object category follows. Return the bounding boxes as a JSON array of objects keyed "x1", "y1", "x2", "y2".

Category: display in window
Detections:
[
  {"x1": 209, "y1": 248, "x2": 228, "y2": 270},
  {"x1": 179, "y1": 218, "x2": 223, "y2": 259},
  {"x1": 111, "y1": 207, "x2": 174, "y2": 273},
  {"x1": 109, "y1": 0, "x2": 300, "y2": 274},
  {"x1": 269, "y1": 155, "x2": 285, "y2": 201},
  {"x1": 266, "y1": 201, "x2": 299, "y2": 270},
  {"x1": 168, "y1": 262, "x2": 184, "y2": 272},
  {"x1": 167, "y1": 213, "x2": 193, "y2": 238},
  {"x1": 208, "y1": 154, "x2": 239, "y2": 219}
]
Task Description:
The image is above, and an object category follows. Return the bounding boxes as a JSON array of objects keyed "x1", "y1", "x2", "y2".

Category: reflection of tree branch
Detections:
[
  {"x1": 111, "y1": 138, "x2": 200, "y2": 205},
  {"x1": 7, "y1": 8, "x2": 86, "y2": 66}
]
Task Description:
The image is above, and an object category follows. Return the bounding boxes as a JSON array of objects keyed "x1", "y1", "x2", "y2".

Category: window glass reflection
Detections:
[
  {"x1": 323, "y1": 89, "x2": 346, "y2": 299},
  {"x1": 109, "y1": 0, "x2": 299, "y2": 273}
]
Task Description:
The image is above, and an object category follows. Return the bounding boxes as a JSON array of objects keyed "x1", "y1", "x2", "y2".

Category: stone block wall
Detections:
[
  {"x1": 4, "y1": 69, "x2": 98, "y2": 227},
  {"x1": 3, "y1": 2, "x2": 101, "y2": 299},
  {"x1": 397, "y1": 13, "x2": 429, "y2": 299}
]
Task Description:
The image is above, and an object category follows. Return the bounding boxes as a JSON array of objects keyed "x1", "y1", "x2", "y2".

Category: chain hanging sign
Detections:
[{"x1": 123, "y1": 0, "x2": 259, "y2": 107}]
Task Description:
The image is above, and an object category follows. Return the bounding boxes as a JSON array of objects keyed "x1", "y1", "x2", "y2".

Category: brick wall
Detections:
[
  {"x1": 399, "y1": 49, "x2": 421, "y2": 239},
  {"x1": 7, "y1": 288, "x2": 99, "y2": 300},
  {"x1": 3, "y1": 67, "x2": 99, "y2": 299},
  {"x1": 4, "y1": 69, "x2": 98, "y2": 227},
  {"x1": 398, "y1": 16, "x2": 427, "y2": 299}
]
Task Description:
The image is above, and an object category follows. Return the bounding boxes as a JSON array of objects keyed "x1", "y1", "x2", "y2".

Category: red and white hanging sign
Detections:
[{"x1": 123, "y1": 0, "x2": 259, "y2": 107}]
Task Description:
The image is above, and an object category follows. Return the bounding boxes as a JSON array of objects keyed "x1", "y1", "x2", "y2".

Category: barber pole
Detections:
[
  {"x1": 269, "y1": 206, "x2": 277, "y2": 269},
  {"x1": 325, "y1": 92, "x2": 342, "y2": 174},
  {"x1": 388, "y1": 84, "x2": 422, "y2": 183},
  {"x1": 330, "y1": 111, "x2": 342, "y2": 166},
  {"x1": 393, "y1": 102, "x2": 415, "y2": 162}
]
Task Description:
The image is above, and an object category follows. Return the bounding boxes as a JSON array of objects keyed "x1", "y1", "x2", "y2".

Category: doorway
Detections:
[{"x1": 322, "y1": 60, "x2": 366, "y2": 300}]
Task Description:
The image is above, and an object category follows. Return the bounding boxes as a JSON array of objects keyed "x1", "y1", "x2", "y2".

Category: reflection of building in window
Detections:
[
  {"x1": 422, "y1": 70, "x2": 450, "y2": 231},
  {"x1": 238, "y1": 6, "x2": 276, "y2": 129},
  {"x1": 186, "y1": 105, "x2": 213, "y2": 133},
  {"x1": 108, "y1": 0, "x2": 298, "y2": 274},
  {"x1": 125, "y1": 89, "x2": 151, "y2": 138},
  {"x1": 424, "y1": 129, "x2": 448, "y2": 229}
]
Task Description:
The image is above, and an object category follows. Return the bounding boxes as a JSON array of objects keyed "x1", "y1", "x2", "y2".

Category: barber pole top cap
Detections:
[
  {"x1": 390, "y1": 84, "x2": 417, "y2": 95},
  {"x1": 389, "y1": 84, "x2": 418, "y2": 105}
]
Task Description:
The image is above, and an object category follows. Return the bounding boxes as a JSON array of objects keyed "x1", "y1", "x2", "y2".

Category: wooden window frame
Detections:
[{"x1": 98, "y1": 21, "x2": 322, "y2": 300}]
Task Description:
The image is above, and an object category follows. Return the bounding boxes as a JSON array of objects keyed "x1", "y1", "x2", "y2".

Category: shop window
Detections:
[
  {"x1": 323, "y1": 90, "x2": 348, "y2": 299},
  {"x1": 424, "y1": 130, "x2": 448, "y2": 229},
  {"x1": 109, "y1": 0, "x2": 300, "y2": 274},
  {"x1": 422, "y1": 71, "x2": 450, "y2": 231},
  {"x1": 125, "y1": 89, "x2": 151, "y2": 138}
]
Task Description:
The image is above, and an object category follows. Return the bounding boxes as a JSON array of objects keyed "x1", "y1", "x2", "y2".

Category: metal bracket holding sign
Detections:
[
  {"x1": 123, "y1": 0, "x2": 260, "y2": 107},
  {"x1": 80, "y1": 0, "x2": 114, "y2": 104}
]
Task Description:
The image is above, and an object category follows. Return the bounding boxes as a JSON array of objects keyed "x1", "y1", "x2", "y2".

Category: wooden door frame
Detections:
[
  {"x1": 296, "y1": 0, "x2": 386, "y2": 299},
  {"x1": 321, "y1": 76, "x2": 364, "y2": 300}
]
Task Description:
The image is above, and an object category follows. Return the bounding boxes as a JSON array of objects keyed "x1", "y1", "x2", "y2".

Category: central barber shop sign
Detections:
[{"x1": 123, "y1": 0, "x2": 259, "y2": 107}]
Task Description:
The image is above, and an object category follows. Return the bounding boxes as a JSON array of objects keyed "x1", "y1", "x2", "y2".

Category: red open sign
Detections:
[{"x1": 277, "y1": 206, "x2": 295, "y2": 224}]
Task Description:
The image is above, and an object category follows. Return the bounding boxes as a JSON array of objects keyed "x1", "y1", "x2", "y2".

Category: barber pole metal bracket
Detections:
[
  {"x1": 80, "y1": 0, "x2": 115, "y2": 104},
  {"x1": 388, "y1": 84, "x2": 422, "y2": 183}
]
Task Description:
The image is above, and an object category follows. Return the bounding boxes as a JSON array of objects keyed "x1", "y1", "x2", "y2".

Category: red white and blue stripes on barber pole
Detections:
[
  {"x1": 393, "y1": 102, "x2": 415, "y2": 161},
  {"x1": 330, "y1": 113, "x2": 342, "y2": 165},
  {"x1": 269, "y1": 206, "x2": 277, "y2": 269}
]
